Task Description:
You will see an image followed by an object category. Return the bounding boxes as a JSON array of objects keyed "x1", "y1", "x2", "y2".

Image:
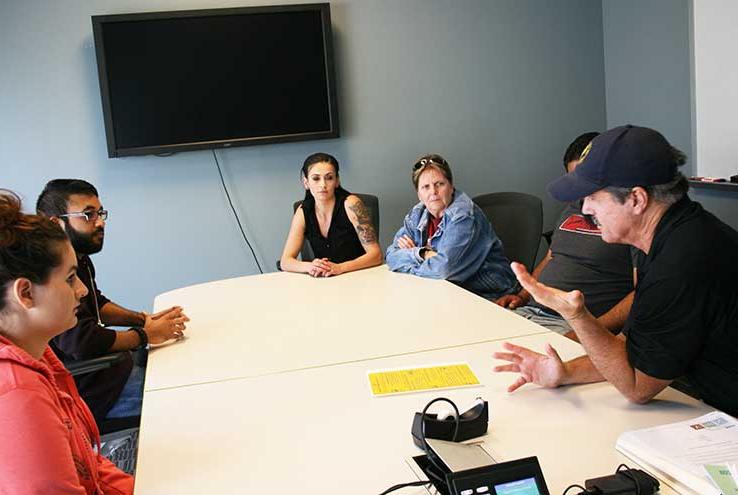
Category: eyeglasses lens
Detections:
[{"x1": 85, "y1": 210, "x2": 108, "y2": 222}]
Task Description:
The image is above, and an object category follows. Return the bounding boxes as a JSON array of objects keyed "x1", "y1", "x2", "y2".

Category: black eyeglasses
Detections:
[
  {"x1": 413, "y1": 155, "x2": 448, "y2": 170},
  {"x1": 59, "y1": 209, "x2": 109, "y2": 223}
]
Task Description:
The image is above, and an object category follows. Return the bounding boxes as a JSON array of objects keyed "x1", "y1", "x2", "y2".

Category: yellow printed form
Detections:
[{"x1": 368, "y1": 363, "x2": 480, "y2": 396}]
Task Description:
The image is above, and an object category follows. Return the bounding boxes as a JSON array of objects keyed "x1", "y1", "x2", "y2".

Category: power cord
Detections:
[
  {"x1": 420, "y1": 397, "x2": 461, "y2": 479},
  {"x1": 378, "y1": 480, "x2": 431, "y2": 495},
  {"x1": 562, "y1": 484, "x2": 588, "y2": 495},
  {"x1": 211, "y1": 149, "x2": 263, "y2": 274},
  {"x1": 378, "y1": 397, "x2": 461, "y2": 494},
  {"x1": 562, "y1": 463, "x2": 657, "y2": 495},
  {"x1": 616, "y1": 464, "x2": 641, "y2": 495}
]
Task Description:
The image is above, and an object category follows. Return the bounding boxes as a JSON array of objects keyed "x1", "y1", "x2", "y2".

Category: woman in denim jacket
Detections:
[{"x1": 386, "y1": 154, "x2": 516, "y2": 299}]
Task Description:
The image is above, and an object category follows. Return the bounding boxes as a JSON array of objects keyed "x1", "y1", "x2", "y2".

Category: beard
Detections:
[{"x1": 66, "y1": 224, "x2": 104, "y2": 255}]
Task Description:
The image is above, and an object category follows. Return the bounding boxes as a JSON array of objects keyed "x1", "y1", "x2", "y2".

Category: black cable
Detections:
[
  {"x1": 378, "y1": 480, "x2": 432, "y2": 495},
  {"x1": 212, "y1": 149, "x2": 263, "y2": 274},
  {"x1": 563, "y1": 464, "x2": 645, "y2": 495},
  {"x1": 561, "y1": 485, "x2": 587, "y2": 495},
  {"x1": 378, "y1": 397, "x2": 460, "y2": 495},
  {"x1": 616, "y1": 464, "x2": 640, "y2": 495},
  {"x1": 420, "y1": 397, "x2": 461, "y2": 477}
]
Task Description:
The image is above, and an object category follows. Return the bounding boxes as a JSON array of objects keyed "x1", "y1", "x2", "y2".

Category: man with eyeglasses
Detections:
[{"x1": 37, "y1": 179, "x2": 189, "y2": 423}]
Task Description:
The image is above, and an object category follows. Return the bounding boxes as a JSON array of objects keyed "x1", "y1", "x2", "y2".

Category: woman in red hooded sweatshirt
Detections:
[{"x1": 0, "y1": 190, "x2": 133, "y2": 495}]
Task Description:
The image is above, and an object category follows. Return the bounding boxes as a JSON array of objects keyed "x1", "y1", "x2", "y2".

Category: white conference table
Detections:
[
  {"x1": 135, "y1": 333, "x2": 711, "y2": 495},
  {"x1": 147, "y1": 266, "x2": 548, "y2": 391}
]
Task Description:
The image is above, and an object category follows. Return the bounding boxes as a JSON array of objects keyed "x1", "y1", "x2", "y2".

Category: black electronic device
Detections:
[
  {"x1": 411, "y1": 398, "x2": 489, "y2": 449},
  {"x1": 584, "y1": 467, "x2": 659, "y2": 495},
  {"x1": 446, "y1": 456, "x2": 550, "y2": 495},
  {"x1": 91, "y1": 3, "x2": 339, "y2": 157}
]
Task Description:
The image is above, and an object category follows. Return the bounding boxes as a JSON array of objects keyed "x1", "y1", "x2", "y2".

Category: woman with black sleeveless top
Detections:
[{"x1": 280, "y1": 153, "x2": 382, "y2": 277}]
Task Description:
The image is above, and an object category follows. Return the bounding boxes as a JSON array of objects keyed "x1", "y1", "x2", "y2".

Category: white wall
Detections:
[{"x1": 692, "y1": 0, "x2": 738, "y2": 179}]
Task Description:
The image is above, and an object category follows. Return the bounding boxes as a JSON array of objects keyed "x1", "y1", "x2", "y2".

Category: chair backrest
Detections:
[
  {"x1": 67, "y1": 351, "x2": 140, "y2": 474},
  {"x1": 472, "y1": 192, "x2": 543, "y2": 272},
  {"x1": 100, "y1": 427, "x2": 139, "y2": 475},
  {"x1": 292, "y1": 193, "x2": 380, "y2": 261}
]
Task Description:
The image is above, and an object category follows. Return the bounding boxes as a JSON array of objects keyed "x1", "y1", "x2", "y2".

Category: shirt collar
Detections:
[{"x1": 644, "y1": 195, "x2": 695, "y2": 262}]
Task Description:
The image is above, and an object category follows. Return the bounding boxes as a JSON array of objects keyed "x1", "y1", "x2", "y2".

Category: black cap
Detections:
[{"x1": 547, "y1": 125, "x2": 677, "y2": 202}]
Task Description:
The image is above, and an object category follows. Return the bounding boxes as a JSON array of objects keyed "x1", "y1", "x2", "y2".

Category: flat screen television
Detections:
[{"x1": 92, "y1": 3, "x2": 339, "y2": 157}]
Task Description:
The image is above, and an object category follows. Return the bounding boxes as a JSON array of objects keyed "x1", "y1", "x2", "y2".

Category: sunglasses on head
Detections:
[{"x1": 413, "y1": 156, "x2": 448, "y2": 170}]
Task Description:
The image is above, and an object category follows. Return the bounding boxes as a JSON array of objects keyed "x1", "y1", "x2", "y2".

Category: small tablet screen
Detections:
[
  {"x1": 494, "y1": 476, "x2": 541, "y2": 495},
  {"x1": 447, "y1": 456, "x2": 549, "y2": 495}
]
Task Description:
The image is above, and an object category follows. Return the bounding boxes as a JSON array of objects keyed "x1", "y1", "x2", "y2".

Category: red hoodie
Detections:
[{"x1": 0, "y1": 334, "x2": 134, "y2": 494}]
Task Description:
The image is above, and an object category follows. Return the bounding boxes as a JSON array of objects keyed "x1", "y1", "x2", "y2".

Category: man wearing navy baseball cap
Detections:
[{"x1": 493, "y1": 125, "x2": 738, "y2": 416}]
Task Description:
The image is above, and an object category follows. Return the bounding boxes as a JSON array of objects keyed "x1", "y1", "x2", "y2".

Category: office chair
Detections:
[
  {"x1": 67, "y1": 351, "x2": 142, "y2": 475},
  {"x1": 472, "y1": 192, "x2": 543, "y2": 272},
  {"x1": 277, "y1": 193, "x2": 380, "y2": 269}
]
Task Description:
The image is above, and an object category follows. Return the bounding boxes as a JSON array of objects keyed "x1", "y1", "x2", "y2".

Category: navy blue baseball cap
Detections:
[{"x1": 547, "y1": 125, "x2": 677, "y2": 202}]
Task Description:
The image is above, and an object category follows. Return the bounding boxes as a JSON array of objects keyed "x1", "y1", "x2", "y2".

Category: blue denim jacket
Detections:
[{"x1": 386, "y1": 191, "x2": 516, "y2": 299}]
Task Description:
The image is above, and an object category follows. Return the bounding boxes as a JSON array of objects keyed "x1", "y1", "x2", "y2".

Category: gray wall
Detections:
[
  {"x1": 602, "y1": 0, "x2": 738, "y2": 229},
  {"x1": 2, "y1": 0, "x2": 606, "y2": 310}
]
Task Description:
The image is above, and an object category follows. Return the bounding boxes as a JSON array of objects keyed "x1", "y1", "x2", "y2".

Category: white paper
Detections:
[{"x1": 617, "y1": 411, "x2": 738, "y2": 494}]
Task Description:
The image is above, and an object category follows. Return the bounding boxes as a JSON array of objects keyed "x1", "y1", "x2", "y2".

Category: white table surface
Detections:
[
  {"x1": 147, "y1": 266, "x2": 548, "y2": 391},
  {"x1": 135, "y1": 332, "x2": 711, "y2": 495}
]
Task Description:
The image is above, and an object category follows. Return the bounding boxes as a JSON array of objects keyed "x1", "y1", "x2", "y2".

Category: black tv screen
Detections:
[{"x1": 92, "y1": 4, "x2": 339, "y2": 157}]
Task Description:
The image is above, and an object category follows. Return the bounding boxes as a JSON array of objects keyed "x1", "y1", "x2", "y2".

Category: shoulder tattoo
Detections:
[{"x1": 348, "y1": 200, "x2": 377, "y2": 245}]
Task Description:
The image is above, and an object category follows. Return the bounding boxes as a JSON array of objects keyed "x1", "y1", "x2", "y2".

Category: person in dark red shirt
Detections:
[{"x1": 496, "y1": 132, "x2": 635, "y2": 341}]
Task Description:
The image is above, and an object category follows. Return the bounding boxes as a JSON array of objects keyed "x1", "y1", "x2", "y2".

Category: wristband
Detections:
[{"x1": 132, "y1": 326, "x2": 148, "y2": 349}]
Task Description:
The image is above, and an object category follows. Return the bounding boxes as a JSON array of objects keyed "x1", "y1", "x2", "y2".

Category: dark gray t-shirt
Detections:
[{"x1": 530, "y1": 203, "x2": 634, "y2": 317}]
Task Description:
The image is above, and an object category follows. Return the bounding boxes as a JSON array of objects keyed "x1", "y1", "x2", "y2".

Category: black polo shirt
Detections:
[
  {"x1": 624, "y1": 196, "x2": 738, "y2": 415},
  {"x1": 51, "y1": 255, "x2": 133, "y2": 423}
]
